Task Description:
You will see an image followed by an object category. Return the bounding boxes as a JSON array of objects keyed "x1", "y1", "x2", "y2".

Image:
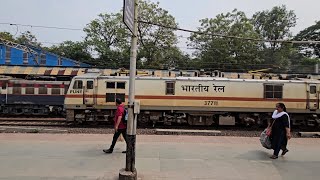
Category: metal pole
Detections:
[
  {"x1": 126, "y1": 0, "x2": 138, "y2": 174},
  {"x1": 5, "y1": 82, "x2": 8, "y2": 104}
]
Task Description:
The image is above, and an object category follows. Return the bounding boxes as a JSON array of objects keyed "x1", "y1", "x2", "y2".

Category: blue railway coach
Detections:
[{"x1": 0, "y1": 39, "x2": 91, "y2": 67}]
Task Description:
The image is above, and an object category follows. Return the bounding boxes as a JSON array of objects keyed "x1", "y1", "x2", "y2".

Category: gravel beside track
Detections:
[
  {"x1": 0, "y1": 124, "x2": 315, "y2": 138},
  {"x1": 0, "y1": 121, "x2": 70, "y2": 127},
  {"x1": 63, "y1": 127, "x2": 308, "y2": 138},
  {"x1": 0, "y1": 119, "x2": 319, "y2": 138}
]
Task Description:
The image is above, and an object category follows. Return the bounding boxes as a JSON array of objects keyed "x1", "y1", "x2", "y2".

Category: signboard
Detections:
[{"x1": 123, "y1": 0, "x2": 135, "y2": 35}]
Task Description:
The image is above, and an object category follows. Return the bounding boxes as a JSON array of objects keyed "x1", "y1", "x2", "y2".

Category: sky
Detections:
[{"x1": 0, "y1": 0, "x2": 319, "y2": 52}]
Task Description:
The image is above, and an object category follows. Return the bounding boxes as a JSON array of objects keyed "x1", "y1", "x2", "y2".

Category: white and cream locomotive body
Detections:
[{"x1": 64, "y1": 72, "x2": 320, "y2": 128}]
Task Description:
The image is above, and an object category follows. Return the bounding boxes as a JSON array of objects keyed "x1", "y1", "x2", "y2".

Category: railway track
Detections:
[
  {"x1": 0, "y1": 117, "x2": 115, "y2": 127},
  {"x1": 0, "y1": 117, "x2": 69, "y2": 127},
  {"x1": 0, "y1": 118, "x2": 319, "y2": 138},
  {"x1": 0, "y1": 117, "x2": 319, "y2": 130},
  {"x1": 0, "y1": 117, "x2": 65, "y2": 121},
  {"x1": 0, "y1": 117, "x2": 261, "y2": 130}
]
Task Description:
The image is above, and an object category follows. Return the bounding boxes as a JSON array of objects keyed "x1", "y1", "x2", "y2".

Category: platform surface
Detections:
[{"x1": 0, "y1": 133, "x2": 319, "y2": 180}]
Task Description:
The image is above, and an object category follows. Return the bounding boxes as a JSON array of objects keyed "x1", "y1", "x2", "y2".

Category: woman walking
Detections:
[{"x1": 269, "y1": 103, "x2": 291, "y2": 159}]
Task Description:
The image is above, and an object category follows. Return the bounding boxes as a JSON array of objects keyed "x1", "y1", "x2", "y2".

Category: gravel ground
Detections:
[
  {"x1": 65, "y1": 127, "x2": 305, "y2": 138},
  {"x1": 1, "y1": 124, "x2": 317, "y2": 138}
]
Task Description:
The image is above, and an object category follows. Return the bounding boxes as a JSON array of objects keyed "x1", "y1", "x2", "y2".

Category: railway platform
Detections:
[{"x1": 0, "y1": 133, "x2": 319, "y2": 180}]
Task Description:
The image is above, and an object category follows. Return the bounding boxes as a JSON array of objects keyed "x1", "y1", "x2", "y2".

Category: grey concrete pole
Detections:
[{"x1": 119, "y1": 0, "x2": 138, "y2": 179}]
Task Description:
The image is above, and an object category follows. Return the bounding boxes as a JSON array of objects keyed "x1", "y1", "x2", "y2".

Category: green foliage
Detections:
[
  {"x1": 253, "y1": 5, "x2": 296, "y2": 43},
  {"x1": 84, "y1": 12, "x2": 130, "y2": 52},
  {"x1": 294, "y1": 21, "x2": 320, "y2": 58},
  {"x1": 252, "y1": 5, "x2": 297, "y2": 67},
  {"x1": 82, "y1": 0, "x2": 186, "y2": 69},
  {"x1": 45, "y1": 41, "x2": 93, "y2": 64},
  {"x1": 0, "y1": 31, "x2": 41, "y2": 47},
  {"x1": 2, "y1": 3, "x2": 318, "y2": 73},
  {"x1": 188, "y1": 5, "x2": 306, "y2": 72},
  {"x1": 83, "y1": 12, "x2": 130, "y2": 67},
  {"x1": 137, "y1": 0, "x2": 180, "y2": 68},
  {"x1": 0, "y1": 32, "x2": 15, "y2": 41},
  {"x1": 16, "y1": 31, "x2": 41, "y2": 47},
  {"x1": 189, "y1": 9, "x2": 261, "y2": 71}
]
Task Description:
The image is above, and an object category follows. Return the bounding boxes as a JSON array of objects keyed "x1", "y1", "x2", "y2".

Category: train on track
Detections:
[
  {"x1": 63, "y1": 71, "x2": 320, "y2": 128},
  {"x1": 1, "y1": 69, "x2": 320, "y2": 129},
  {"x1": 0, "y1": 75, "x2": 68, "y2": 117}
]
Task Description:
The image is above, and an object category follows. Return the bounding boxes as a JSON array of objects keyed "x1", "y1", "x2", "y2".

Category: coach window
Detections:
[
  {"x1": 25, "y1": 84, "x2": 34, "y2": 94},
  {"x1": 12, "y1": 84, "x2": 21, "y2": 94},
  {"x1": 58, "y1": 57, "x2": 62, "y2": 66},
  {"x1": 73, "y1": 80, "x2": 83, "y2": 89},
  {"x1": 87, "y1": 81, "x2": 93, "y2": 89},
  {"x1": 106, "y1": 93, "x2": 115, "y2": 102},
  {"x1": 51, "y1": 85, "x2": 61, "y2": 95},
  {"x1": 117, "y1": 82, "x2": 125, "y2": 89},
  {"x1": 23, "y1": 52, "x2": 28, "y2": 65},
  {"x1": 5, "y1": 47, "x2": 11, "y2": 64},
  {"x1": 166, "y1": 81, "x2": 175, "y2": 95},
  {"x1": 2, "y1": 81, "x2": 7, "y2": 89},
  {"x1": 40, "y1": 54, "x2": 46, "y2": 65},
  {"x1": 107, "y1": 82, "x2": 115, "y2": 89},
  {"x1": 264, "y1": 84, "x2": 283, "y2": 99},
  {"x1": 39, "y1": 84, "x2": 47, "y2": 94}
]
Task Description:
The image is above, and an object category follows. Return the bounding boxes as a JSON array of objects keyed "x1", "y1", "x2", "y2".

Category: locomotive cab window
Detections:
[
  {"x1": 73, "y1": 80, "x2": 83, "y2": 89},
  {"x1": 107, "y1": 82, "x2": 115, "y2": 89},
  {"x1": 117, "y1": 82, "x2": 126, "y2": 89},
  {"x1": 166, "y1": 81, "x2": 175, "y2": 95},
  {"x1": 264, "y1": 84, "x2": 283, "y2": 99},
  {"x1": 106, "y1": 82, "x2": 125, "y2": 89},
  {"x1": 310, "y1": 85, "x2": 317, "y2": 94},
  {"x1": 87, "y1": 81, "x2": 93, "y2": 89}
]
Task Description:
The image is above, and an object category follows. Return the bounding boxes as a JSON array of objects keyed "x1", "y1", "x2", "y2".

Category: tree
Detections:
[
  {"x1": 140, "y1": 47, "x2": 190, "y2": 69},
  {"x1": 0, "y1": 31, "x2": 41, "y2": 47},
  {"x1": 0, "y1": 32, "x2": 15, "y2": 42},
  {"x1": 189, "y1": 9, "x2": 261, "y2": 71},
  {"x1": 294, "y1": 21, "x2": 320, "y2": 58},
  {"x1": 137, "y1": 0, "x2": 181, "y2": 68},
  {"x1": 83, "y1": 0, "x2": 185, "y2": 69},
  {"x1": 84, "y1": 12, "x2": 130, "y2": 68},
  {"x1": 84, "y1": 12, "x2": 130, "y2": 52},
  {"x1": 252, "y1": 5, "x2": 297, "y2": 67},
  {"x1": 16, "y1": 31, "x2": 41, "y2": 47},
  {"x1": 46, "y1": 41, "x2": 93, "y2": 64}
]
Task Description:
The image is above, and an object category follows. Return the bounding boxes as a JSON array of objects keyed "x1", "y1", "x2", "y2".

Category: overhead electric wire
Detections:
[
  {"x1": 138, "y1": 20, "x2": 320, "y2": 44},
  {"x1": 2, "y1": 21, "x2": 320, "y2": 44},
  {"x1": 0, "y1": 22, "x2": 82, "y2": 31}
]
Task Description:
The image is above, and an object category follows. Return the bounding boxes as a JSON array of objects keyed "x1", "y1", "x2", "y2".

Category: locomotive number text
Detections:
[
  {"x1": 70, "y1": 89, "x2": 83, "y2": 94},
  {"x1": 204, "y1": 101, "x2": 218, "y2": 106}
]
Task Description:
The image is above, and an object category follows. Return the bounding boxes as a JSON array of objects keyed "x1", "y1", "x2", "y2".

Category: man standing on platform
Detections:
[{"x1": 103, "y1": 98, "x2": 127, "y2": 154}]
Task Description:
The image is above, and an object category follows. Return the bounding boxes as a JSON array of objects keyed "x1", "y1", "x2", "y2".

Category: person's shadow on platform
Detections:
[{"x1": 236, "y1": 149, "x2": 272, "y2": 161}]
